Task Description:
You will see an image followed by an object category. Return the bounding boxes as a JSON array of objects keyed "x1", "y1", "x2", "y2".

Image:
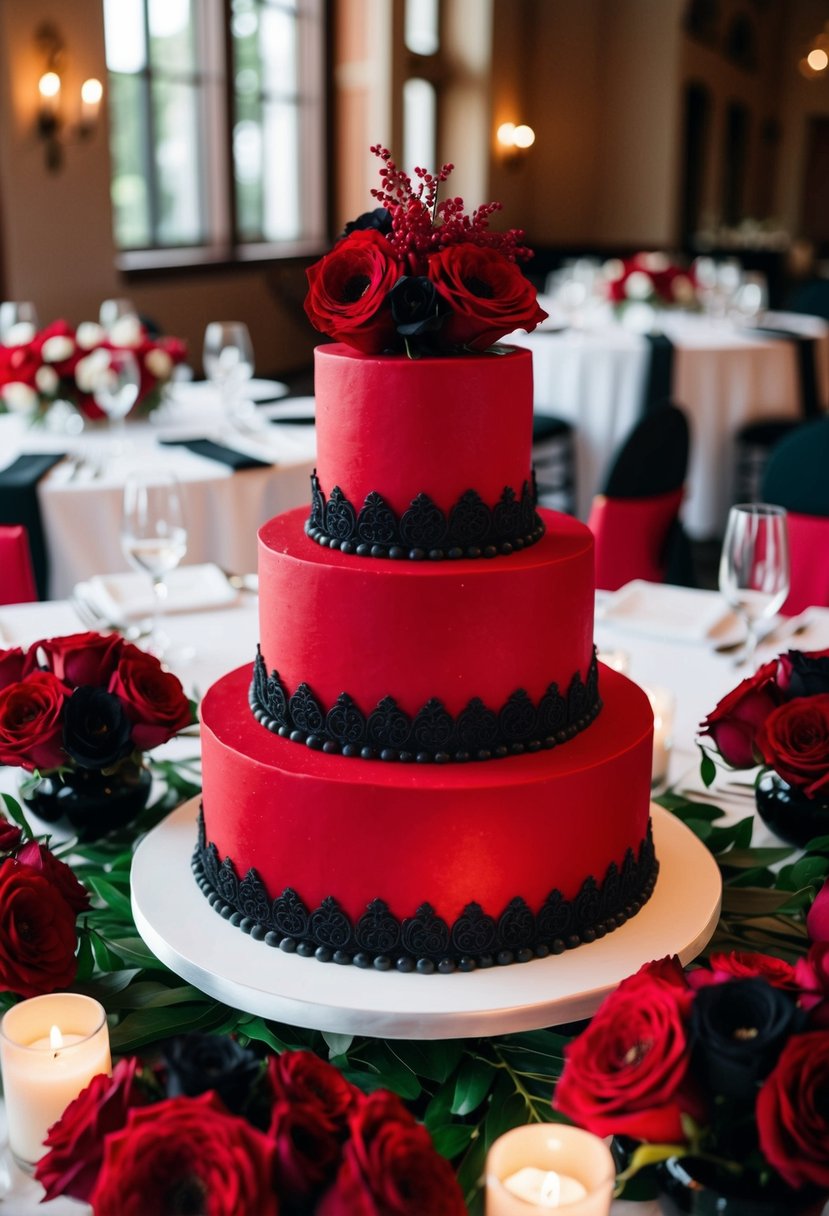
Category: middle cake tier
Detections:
[{"x1": 257, "y1": 507, "x2": 597, "y2": 754}]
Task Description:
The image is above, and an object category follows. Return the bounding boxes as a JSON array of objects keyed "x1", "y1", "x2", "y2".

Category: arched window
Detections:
[{"x1": 679, "y1": 82, "x2": 712, "y2": 246}]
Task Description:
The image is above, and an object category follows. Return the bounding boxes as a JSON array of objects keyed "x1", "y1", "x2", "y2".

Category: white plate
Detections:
[
  {"x1": 600, "y1": 580, "x2": 736, "y2": 644},
  {"x1": 79, "y1": 563, "x2": 237, "y2": 621},
  {"x1": 260, "y1": 396, "x2": 316, "y2": 423}
]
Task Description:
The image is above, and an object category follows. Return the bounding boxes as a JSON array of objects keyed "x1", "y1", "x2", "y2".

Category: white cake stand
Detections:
[{"x1": 131, "y1": 799, "x2": 721, "y2": 1039}]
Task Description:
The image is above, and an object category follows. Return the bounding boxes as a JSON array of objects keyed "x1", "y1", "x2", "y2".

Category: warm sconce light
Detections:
[
  {"x1": 496, "y1": 121, "x2": 536, "y2": 166},
  {"x1": 35, "y1": 23, "x2": 103, "y2": 172}
]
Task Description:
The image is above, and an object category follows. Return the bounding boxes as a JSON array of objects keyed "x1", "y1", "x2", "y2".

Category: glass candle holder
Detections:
[
  {"x1": 485, "y1": 1123, "x2": 615, "y2": 1213},
  {"x1": 646, "y1": 686, "x2": 675, "y2": 788},
  {"x1": 0, "y1": 993, "x2": 111, "y2": 1170}
]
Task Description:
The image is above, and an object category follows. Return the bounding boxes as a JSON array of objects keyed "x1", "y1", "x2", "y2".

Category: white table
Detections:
[
  {"x1": 0, "y1": 385, "x2": 316, "y2": 599},
  {"x1": 511, "y1": 308, "x2": 829, "y2": 539}
]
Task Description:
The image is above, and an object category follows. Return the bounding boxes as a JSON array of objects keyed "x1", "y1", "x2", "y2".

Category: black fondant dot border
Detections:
[
  {"x1": 306, "y1": 473, "x2": 545, "y2": 561},
  {"x1": 249, "y1": 650, "x2": 602, "y2": 763},
  {"x1": 192, "y1": 810, "x2": 658, "y2": 973}
]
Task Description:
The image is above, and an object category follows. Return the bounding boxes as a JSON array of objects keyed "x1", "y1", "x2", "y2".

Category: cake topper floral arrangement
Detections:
[{"x1": 304, "y1": 145, "x2": 547, "y2": 356}]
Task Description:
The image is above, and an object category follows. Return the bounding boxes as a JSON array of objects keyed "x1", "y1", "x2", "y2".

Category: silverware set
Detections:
[{"x1": 70, "y1": 589, "x2": 150, "y2": 642}]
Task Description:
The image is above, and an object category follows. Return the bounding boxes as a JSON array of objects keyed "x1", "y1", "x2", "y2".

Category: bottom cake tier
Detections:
[{"x1": 196, "y1": 663, "x2": 656, "y2": 972}]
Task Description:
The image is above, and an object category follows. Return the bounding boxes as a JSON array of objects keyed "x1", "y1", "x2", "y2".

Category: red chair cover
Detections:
[
  {"x1": 587, "y1": 487, "x2": 685, "y2": 592},
  {"x1": 782, "y1": 512, "x2": 829, "y2": 616},
  {"x1": 0, "y1": 525, "x2": 38, "y2": 605}
]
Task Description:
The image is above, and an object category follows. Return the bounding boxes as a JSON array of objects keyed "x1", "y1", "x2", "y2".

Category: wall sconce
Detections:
[
  {"x1": 496, "y1": 122, "x2": 536, "y2": 167},
  {"x1": 35, "y1": 22, "x2": 103, "y2": 172}
]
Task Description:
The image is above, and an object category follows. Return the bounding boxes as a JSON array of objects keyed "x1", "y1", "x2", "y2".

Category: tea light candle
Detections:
[
  {"x1": 646, "y1": 686, "x2": 675, "y2": 787},
  {"x1": 485, "y1": 1124, "x2": 615, "y2": 1214},
  {"x1": 0, "y1": 993, "x2": 111, "y2": 1169}
]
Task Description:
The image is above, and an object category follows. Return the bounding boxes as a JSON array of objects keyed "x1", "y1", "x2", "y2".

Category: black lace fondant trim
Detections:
[
  {"x1": 250, "y1": 649, "x2": 602, "y2": 763},
  {"x1": 192, "y1": 811, "x2": 658, "y2": 972},
  {"x1": 306, "y1": 472, "x2": 545, "y2": 560}
]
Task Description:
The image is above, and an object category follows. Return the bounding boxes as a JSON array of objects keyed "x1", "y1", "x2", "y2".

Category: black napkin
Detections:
[
  {"x1": 641, "y1": 331, "x2": 675, "y2": 416},
  {"x1": 752, "y1": 327, "x2": 820, "y2": 420},
  {"x1": 158, "y1": 438, "x2": 272, "y2": 470},
  {"x1": 267, "y1": 414, "x2": 316, "y2": 426},
  {"x1": 0, "y1": 452, "x2": 66, "y2": 598}
]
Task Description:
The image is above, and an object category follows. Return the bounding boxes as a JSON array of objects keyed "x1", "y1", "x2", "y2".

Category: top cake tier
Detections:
[{"x1": 309, "y1": 344, "x2": 541, "y2": 559}]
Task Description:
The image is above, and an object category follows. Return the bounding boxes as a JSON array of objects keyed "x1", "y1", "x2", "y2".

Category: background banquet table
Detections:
[
  {"x1": 1, "y1": 585, "x2": 828, "y2": 1213},
  {"x1": 510, "y1": 308, "x2": 829, "y2": 538},
  {"x1": 0, "y1": 384, "x2": 316, "y2": 599}
]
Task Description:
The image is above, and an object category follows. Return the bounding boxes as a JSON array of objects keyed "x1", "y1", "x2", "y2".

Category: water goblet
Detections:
[
  {"x1": 121, "y1": 472, "x2": 188, "y2": 661},
  {"x1": 93, "y1": 349, "x2": 141, "y2": 462},
  {"x1": 719, "y1": 503, "x2": 790, "y2": 668},
  {"x1": 203, "y1": 321, "x2": 255, "y2": 429}
]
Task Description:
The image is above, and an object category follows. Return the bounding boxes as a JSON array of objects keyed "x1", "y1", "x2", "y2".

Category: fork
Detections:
[{"x1": 71, "y1": 592, "x2": 150, "y2": 642}]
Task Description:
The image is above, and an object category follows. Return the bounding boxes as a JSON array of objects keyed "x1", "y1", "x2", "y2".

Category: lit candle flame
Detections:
[{"x1": 49, "y1": 1025, "x2": 64, "y2": 1053}]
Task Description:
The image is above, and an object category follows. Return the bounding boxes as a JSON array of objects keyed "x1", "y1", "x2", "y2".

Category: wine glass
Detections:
[
  {"x1": 203, "y1": 321, "x2": 255, "y2": 429},
  {"x1": 121, "y1": 472, "x2": 188, "y2": 661},
  {"x1": 93, "y1": 350, "x2": 141, "y2": 460},
  {"x1": 719, "y1": 504, "x2": 790, "y2": 668}
]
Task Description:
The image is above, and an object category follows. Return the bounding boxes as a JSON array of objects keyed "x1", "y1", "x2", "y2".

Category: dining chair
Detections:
[
  {"x1": 587, "y1": 403, "x2": 693, "y2": 590},
  {"x1": 532, "y1": 413, "x2": 576, "y2": 515},
  {"x1": 761, "y1": 416, "x2": 829, "y2": 614},
  {"x1": 0, "y1": 524, "x2": 38, "y2": 605}
]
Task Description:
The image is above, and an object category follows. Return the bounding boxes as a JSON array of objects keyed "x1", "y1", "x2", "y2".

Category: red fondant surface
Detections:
[
  {"x1": 200, "y1": 663, "x2": 653, "y2": 928},
  {"x1": 258, "y1": 507, "x2": 594, "y2": 716},
  {"x1": 313, "y1": 344, "x2": 535, "y2": 516}
]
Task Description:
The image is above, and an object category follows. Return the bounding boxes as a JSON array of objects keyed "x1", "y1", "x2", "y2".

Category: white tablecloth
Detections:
[
  {"x1": 0, "y1": 385, "x2": 317, "y2": 599},
  {"x1": 511, "y1": 309, "x2": 829, "y2": 539}
]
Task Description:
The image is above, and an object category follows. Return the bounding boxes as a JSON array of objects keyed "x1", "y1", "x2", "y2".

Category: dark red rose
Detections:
[
  {"x1": 0, "y1": 858, "x2": 79, "y2": 996},
  {"x1": 107, "y1": 647, "x2": 191, "y2": 750},
  {"x1": 776, "y1": 648, "x2": 829, "y2": 698},
  {"x1": 318, "y1": 1091, "x2": 465, "y2": 1216},
  {"x1": 269, "y1": 1098, "x2": 342, "y2": 1208},
  {"x1": 0, "y1": 646, "x2": 25, "y2": 690},
  {"x1": 164, "y1": 1032, "x2": 262, "y2": 1117},
  {"x1": 554, "y1": 957, "x2": 703, "y2": 1141},
  {"x1": 757, "y1": 1030, "x2": 829, "y2": 1190},
  {"x1": 698, "y1": 660, "x2": 780, "y2": 768},
  {"x1": 427, "y1": 244, "x2": 547, "y2": 350},
  {"x1": 27, "y1": 632, "x2": 123, "y2": 688},
  {"x1": 63, "y1": 687, "x2": 133, "y2": 769},
  {"x1": 688, "y1": 951, "x2": 800, "y2": 992},
  {"x1": 0, "y1": 671, "x2": 69, "y2": 771},
  {"x1": 267, "y1": 1050, "x2": 359, "y2": 1135},
  {"x1": 756, "y1": 695, "x2": 829, "y2": 799},
  {"x1": 89, "y1": 1092, "x2": 278, "y2": 1216},
  {"x1": 17, "y1": 840, "x2": 90, "y2": 914},
  {"x1": 0, "y1": 816, "x2": 22, "y2": 852},
  {"x1": 35, "y1": 1059, "x2": 148, "y2": 1204},
  {"x1": 304, "y1": 229, "x2": 400, "y2": 354},
  {"x1": 807, "y1": 878, "x2": 829, "y2": 942},
  {"x1": 795, "y1": 943, "x2": 829, "y2": 1020}
]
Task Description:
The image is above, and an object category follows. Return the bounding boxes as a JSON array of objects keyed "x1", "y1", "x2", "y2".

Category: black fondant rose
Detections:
[
  {"x1": 779, "y1": 649, "x2": 829, "y2": 699},
  {"x1": 389, "y1": 276, "x2": 447, "y2": 339},
  {"x1": 62, "y1": 686, "x2": 132, "y2": 769},
  {"x1": 163, "y1": 1032, "x2": 263, "y2": 1118},
  {"x1": 341, "y1": 206, "x2": 392, "y2": 238}
]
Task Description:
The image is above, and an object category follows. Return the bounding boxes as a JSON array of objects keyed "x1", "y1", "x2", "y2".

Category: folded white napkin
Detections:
[
  {"x1": 80, "y1": 563, "x2": 238, "y2": 620},
  {"x1": 599, "y1": 580, "x2": 735, "y2": 644}
]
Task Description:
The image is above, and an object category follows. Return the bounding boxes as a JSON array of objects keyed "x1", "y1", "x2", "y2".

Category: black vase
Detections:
[
  {"x1": 657, "y1": 1157, "x2": 825, "y2": 1216},
  {"x1": 755, "y1": 771, "x2": 829, "y2": 848},
  {"x1": 21, "y1": 765, "x2": 152, "y2": 840}
]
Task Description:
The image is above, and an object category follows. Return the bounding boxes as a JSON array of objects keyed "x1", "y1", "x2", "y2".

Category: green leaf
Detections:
[
  {"x1": 429, "y1": 1122, "x2": 476, "y2": 1159},
  {"x1": 483, "y1": 1074, "x2": 527, "y2": 1148},
  {"x1": 74, "y1": 929, "x2": 95, "y2": 983},
  {"x1": 322, "y1": 1032, "x2": 353, "y2": 1058},
  {"x1": 100, "y1": 936, "x2": 172, "y2": 971},
  {"x1": 110, "y1": 1001, "x2": 233, "y2": 1052},
  {"x1": 700, "y1": 750, "x2": 717, "y2": 788},
  {"x1": 391, "y1": 1040, "x2": 465, "y2": 1083},
  {"x1": 84, "y1": 875, "x2": 134, "y2": 921},
  {"x1": 788, "y1": 856, "x2": 829, "y2": 889},
  {"x1": 718, "y1": 846, "x2": 793, "y2": 868},
  {"x1": 234, "y1": 1016, "x2": 297, "y2": 1054},
  {"x1": 452, "y1": 1057, "x2": 496, "y2": 1116},
  {"x1": 89, "y1": 932, "x2": 126, "y2": 973},
  {"x1": 1, "y1": 792, "x2": 35, "y2": 839}
]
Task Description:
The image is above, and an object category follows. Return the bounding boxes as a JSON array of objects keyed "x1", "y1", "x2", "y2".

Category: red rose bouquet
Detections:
[
  {"x1": 553, "y1": 950, "x2": 829, "y2": 1205},
  {"x1": 304, "y1": 144, "x2": 547, "y2": 356},
  {"x1": 603, "y1": 252, "x2": 698, "y2": 309},
  {"x1": 35, "y1": 1041, "x2": 467, "y2": 1215},
  {"x1": 0, "y1": 317, "x2": 187, "y2": 422}
]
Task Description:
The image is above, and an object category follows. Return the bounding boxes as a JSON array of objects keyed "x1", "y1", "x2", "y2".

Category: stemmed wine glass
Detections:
[
  {"x1": 121, "y1": 472, "x2": 189, "y2": 661},
  {"x1": 719, "y1": 503, "x2": 790, "y2": 668},
  {"x1": 93, "y1": 350, "x2": 141, "y2": 461},
  {"x1": 203, "y1": 321, "x2": 255, "y2": 429}
]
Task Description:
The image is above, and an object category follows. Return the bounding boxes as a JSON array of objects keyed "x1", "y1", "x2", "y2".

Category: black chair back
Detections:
[
  {"x1": 603, "y1": 404, "x2": 690, "y2": 498},
  {"x1": 761, "y1": 416, "x2": 829, "y2": 517}
]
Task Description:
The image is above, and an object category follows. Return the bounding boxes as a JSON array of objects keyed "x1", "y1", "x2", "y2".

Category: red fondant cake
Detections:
[{"x1": 194, "y1": 343, "x2": 657, "y2": 973}]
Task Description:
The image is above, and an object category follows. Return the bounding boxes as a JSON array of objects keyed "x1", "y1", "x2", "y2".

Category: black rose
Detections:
[
  {"x1": 63, "y1": 687, "x2": 133, "y2": 769},
  {"x1": 389, "y1": 276, "x2": 448, "y2": 338},
  {"x1": 341, "y1": 206, "x2": 392, "y2": 238},
  {"x1": 785, "y1": 651, "x2": 829, "y2": 699},
  {"x1": 163, "y1": 1033, "x2": 263, "y2": 1119},
  {"x1": 691, "y1": 978, "x2": 805, "y2": 1102}
]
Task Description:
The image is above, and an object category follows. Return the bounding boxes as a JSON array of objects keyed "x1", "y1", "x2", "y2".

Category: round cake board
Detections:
[{"x1": 132, "y1": 799, "x2": 721, "y2": 1039}]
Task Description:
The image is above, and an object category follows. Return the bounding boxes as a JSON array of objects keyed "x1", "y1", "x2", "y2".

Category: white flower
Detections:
[
  {"x1": 2, "y1": 381, "x2": 38, "y2": 414},
  {"x1": 74, "y1": 348, "x2": 112, "y2": 393},
  {"x1": 109, "y1": 315, "x2": 143, "y2": 347},
  {"x1": 640, "y1": 252, "x2": 669, "y2": 272},
  {"x1": 624, "y1": 270, "x2": 653, "y2": 301},
  {"x1": 602, "y1": 258, "x2": 625, "y2": 282},
  {"x1": 144, "y1": 348, "x2": 172, "y2": 380},
  {"x1": 3, "y1": 321, "x2": 36, "y2": 347},
  {"x1": 76, "y1": 321, "x2": 106, "y2": 349},
  {"x1": 41, "y1": 334, "x2": 75, "y2": 363},
  {"x1": 671, "y1": 274, "x2": 696, "y2": 304},
  {"x1": 35, "y1": 365, "x2": 59, "y2": 394}
]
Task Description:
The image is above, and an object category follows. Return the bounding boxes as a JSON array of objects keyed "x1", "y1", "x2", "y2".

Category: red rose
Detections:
[
  {"x1": 0, "y1": 671, "x2": 69, "y2": 771},
  {"x1": 554, "y1": 958, "x2": 703, "y2": 1141},
  {"x1": 107, "y1": 646, "x2": 191, "y2": 750},
  {"x1": 36, "y1": 1059, "x2": 148, "y2": 1204},
  {"x1": 807, "y1": 878, "x2": 829, "y2": 943},
  {"x1": 269, "y1": 1098, "x2": 342, "y2": 1207},
  {"x1": 318, "y1": 1091, "x2": 466, "y2": 1216},
  {"x1": 29, "y1": 632, "x2": 123, "y2": 688},
  {"x1": 267, "y1": 1049, "x2": 359, "y2": 1134},
  {"x1": 17, "y1": 840, "x2": 90, "y2": 914},
  {"x1": 304, "y1": 229, "x2": 400, "y2": 354},
  {"x1": 0, "y1": 816, "x2": 22, "y2": 852},
  {"x1": 757, "y1": 1030, "x2": 829, "y2": 1190},
  {"x1": 0, "y1": 647, "x2": 25, "y2": 690},
  {"x1": 756, "y1": 695, "x2": 829, "y2": 799},
  {"x1": 795, "y1": 943, "x2": 829, "y2": 1019},
  {"x1": 427, "y1": 244, "x2": 547, "y2": 350},
  {"x1": 698, "y1": 660, "x2": 780, "y2": 768},
  {"x1": 89, "y1": 1092, "x2": 278, "y2": 1216},
  {"x1": 688, "y1": 951, "x2": 800, "y2": 992},
  {"x1": 0, "y1": 858, "x2": 79, "y2": 996}
]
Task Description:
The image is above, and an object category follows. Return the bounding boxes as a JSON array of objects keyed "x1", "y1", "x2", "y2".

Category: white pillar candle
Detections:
[
  {"x1": 486, "y1": 1124, "x2": 615, "y2": 1214},
  {"x1": 0, "y1": 993, "x2": 111, "y2": 1169},
  {"x1": 645, "y1": 686, "x2": 675, "y2": 788}
]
